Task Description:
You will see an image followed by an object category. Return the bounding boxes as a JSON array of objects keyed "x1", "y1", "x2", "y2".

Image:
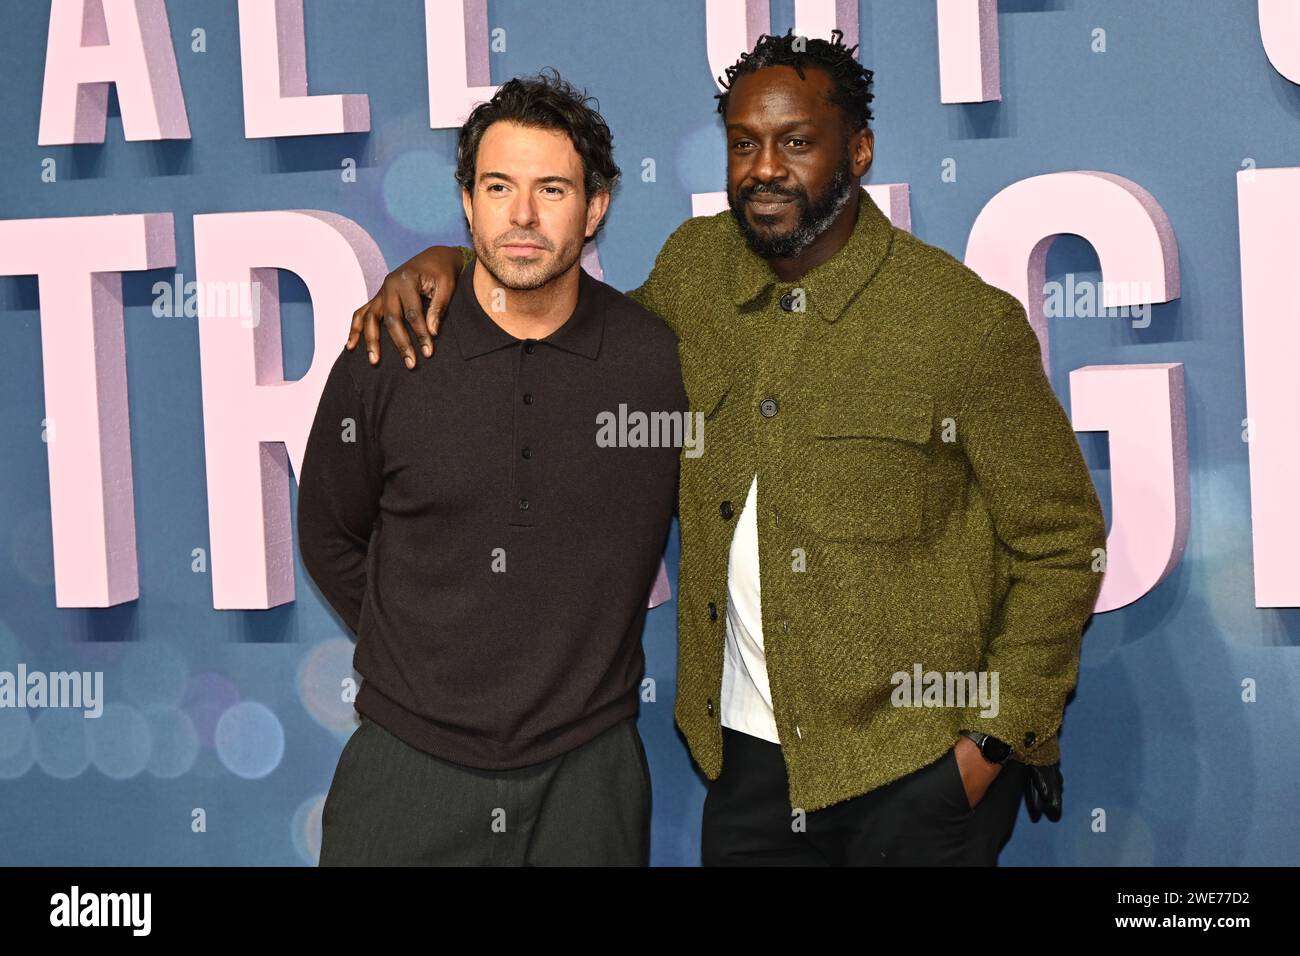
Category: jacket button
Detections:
[
  {"x1": 707, "y1": 698, "x2": 714, "y2": 717},
  {"x1": 707, "y1": 601, "x2": 717, "y2": 621},
  {"x1": 779, "y1": 291, "x2": 795, "y2": 312},
  {"x1": 720, "y1": 500, "x2": 734, "y2": 520},
  {"x1": 1024, "y1": 731, "x2": 1036, "y2": 748},
  {"x1": 759, "y1": 398, "x2": 778, "y2": 418}
]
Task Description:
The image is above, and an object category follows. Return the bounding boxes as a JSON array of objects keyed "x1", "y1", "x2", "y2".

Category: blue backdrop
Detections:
[{"x1": 1, "y1": 0, "x2": 1297, "y2": 866}]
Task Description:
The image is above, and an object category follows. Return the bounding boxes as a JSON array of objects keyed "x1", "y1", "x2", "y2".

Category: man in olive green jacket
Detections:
[{"x1": 347, "y1": 34, "x2": 1106, "y2": 865}]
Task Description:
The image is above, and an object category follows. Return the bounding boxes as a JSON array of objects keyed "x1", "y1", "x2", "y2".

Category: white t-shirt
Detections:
[{"x1": 719, "y1": 474, "x2": 781, "y2": 743}]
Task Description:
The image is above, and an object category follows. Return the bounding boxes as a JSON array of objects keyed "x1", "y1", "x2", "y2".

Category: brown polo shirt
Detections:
[{"x1": 297, "y1": 261, "x2": 687, "y2": 768}]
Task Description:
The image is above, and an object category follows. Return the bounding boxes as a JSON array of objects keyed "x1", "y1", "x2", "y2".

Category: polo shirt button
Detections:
[
  {"x1": 779, "y1": 291, "x2": 795, "y2": 312},
  {"x1": 524, "y1": 341, "x2": 536, "y2": 354},
  {"x1": 720, "y1": 500, "x2": 734, "y2": 520},
  {"x1": 1024, "y1": 731, "x2": 1036, "y2": 748},
  {"x1": 523, "y1": 393, "x2": 534, "y2": 404},
  {"x1": 707, "y1": 698, "x2": 714, "y2": 717},
  {"x1": 521, "y1": 447, "x2": 532, "y2": 459},
  {"x1": 759, "y1": 398, "x2": 778, "y2": 418},
  {"x1": 518, "y1": 497, "x2": 529, "y2": 510},
  {"x1": 782, "y1": 621, "x2": 789, "y2": 633},
  {"x1": 707, "y1": 601, "x2": 717, "y2": 621}
]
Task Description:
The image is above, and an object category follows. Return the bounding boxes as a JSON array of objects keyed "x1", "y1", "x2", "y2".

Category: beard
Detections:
[
  {"x1": 728, "y1": 155, "x2": 857, "y2": 260},
  {"x1": 473, "y1": 228, "x2": 581, "y2": 291}
]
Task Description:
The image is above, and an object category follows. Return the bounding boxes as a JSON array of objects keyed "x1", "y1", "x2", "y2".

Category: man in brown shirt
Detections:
[{"x1": 299, "y1": 72, "x2": 686, "y2": 865}]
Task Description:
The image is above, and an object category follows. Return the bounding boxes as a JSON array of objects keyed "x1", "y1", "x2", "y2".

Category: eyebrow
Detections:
[
  {"x1": 725, "y1": 118, "x2": 817, "y2": 133},
  {"x1": 478, "y1": 171, "x2": 578, "y2": 188}
]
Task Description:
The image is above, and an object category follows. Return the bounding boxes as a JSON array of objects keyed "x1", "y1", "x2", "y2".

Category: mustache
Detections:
[
  {"x1": 494, "y1": 232, "x2": 553, "y2": 250},
  {"x1": 737, "y1": 182, "x2": 804, "y2": 202}
]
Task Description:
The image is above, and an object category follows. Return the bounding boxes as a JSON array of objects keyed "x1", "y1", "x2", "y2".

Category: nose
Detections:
[
  {"x1": 748, "y1": 141, "x2": 789, "y2": 189},
  {"x1": 508, "y1": 189, "x2": 539, "y2": 229}
]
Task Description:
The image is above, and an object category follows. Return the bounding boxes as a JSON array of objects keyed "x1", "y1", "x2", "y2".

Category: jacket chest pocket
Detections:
[{"x1": 797, "y1": 389, "x2": 934, "y2": 542}]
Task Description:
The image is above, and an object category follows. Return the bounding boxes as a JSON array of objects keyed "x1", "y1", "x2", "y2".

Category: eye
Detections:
[
  {"x1": 732, "y1": 139, "x2": 756, "y2": 151},
  {"x1": 787, "y1": 138, "x2": 810, "y2": 148},
  {"x1": 542, "y1": 186, "x2": 564, "y2": 196},
  {"x1": 485, "y1": 183, "x2": 508, "y2": 193}
]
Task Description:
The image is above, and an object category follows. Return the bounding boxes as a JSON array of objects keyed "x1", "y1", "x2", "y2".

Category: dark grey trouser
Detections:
[{"x1": 319, "y1": 713, "x2": 651, "y2": 866}]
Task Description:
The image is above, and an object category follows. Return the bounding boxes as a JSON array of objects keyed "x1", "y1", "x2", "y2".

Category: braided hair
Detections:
[{"x1": 715, "y1": 28, "x2": 875, "y2": 134}]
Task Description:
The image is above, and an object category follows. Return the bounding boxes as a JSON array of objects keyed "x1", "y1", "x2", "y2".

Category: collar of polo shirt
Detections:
[{"x1": 452, "y1": 258, "x2": 606, "y2": 361}]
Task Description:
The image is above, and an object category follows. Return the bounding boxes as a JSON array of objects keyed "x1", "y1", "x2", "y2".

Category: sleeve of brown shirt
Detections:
[{"x1": 297, "y1": 348, "x2": 384, "y2": 636}]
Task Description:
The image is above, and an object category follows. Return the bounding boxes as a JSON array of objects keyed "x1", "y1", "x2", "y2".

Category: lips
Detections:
[{"x1": 746, "y1": 195, "x2": 795, "y2": 214}]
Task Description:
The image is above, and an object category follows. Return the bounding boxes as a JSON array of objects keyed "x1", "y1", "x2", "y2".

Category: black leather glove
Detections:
[{"x1": 1024, "y1": 762, "x2": 1063, "y2": 822}]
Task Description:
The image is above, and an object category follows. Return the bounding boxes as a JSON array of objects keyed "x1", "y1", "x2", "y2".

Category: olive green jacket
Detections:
[{"x1": 458, "y1": 188, "x2": 1107, "y2": 812}]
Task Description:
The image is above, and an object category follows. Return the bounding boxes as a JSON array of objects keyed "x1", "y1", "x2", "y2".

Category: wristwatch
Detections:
[{"x1": 958, "y1": 729, "x2": 1012, "y2": 765}]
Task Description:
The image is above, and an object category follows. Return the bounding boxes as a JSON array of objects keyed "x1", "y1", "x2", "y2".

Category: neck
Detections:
[
  {"x1": 765, "y1": 190, "x2": 861, "y2": 282},
  {"x1": 471, "y1": 258, "x2": 581, "y2": 339}
]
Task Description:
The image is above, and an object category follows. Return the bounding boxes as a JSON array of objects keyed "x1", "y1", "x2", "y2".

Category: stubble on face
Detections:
[
  {"x1": 728, "y1": 150, "x2": 856, "y2": 260},
  {"x1": 472, "y1": 224, "x2": 583, "y2": 292},
  {"x1": 722, "y1": 63, "x2": 867, "y2": 264}
]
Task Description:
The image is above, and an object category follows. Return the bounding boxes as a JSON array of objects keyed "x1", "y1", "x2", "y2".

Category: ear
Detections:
[
  {"x1": 461, "y1": 186, "x2": 473, "y2": 228},
  {"x1": 852, "y1": 127, "x2": 874, "y2": 178},
  {"x1": 584, "y1": 189, "x2": 611, "y2": 240}
]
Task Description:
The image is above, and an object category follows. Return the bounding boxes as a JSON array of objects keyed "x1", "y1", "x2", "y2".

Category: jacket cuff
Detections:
[{"x1": 959, "y1": 707, "x2": 1061, "y2": 764}]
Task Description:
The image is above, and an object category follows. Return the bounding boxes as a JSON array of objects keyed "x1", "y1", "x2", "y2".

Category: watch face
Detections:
[{"x1": 983, "y1": 736, "x2": 1012, "y2": 763}]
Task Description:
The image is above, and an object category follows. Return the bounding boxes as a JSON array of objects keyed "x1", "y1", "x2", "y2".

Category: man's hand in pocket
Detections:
[{"x1": 953, "y1": 735, "x2": 1002, "y2": 810}]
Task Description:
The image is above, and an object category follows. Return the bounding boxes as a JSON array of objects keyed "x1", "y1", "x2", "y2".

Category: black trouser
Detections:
[
  {"x1": 319, "y1": 713, "x2": 652, "y2": 866},
  {"x1": 702, "y1": 726, "x2": 1028, "y2": 866}
]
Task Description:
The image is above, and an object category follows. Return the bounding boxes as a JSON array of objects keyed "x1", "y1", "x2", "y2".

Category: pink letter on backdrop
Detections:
[
  {"x1": 648, "y1": 562, "x2": 670, "y2": 609},
  {"x1": 237, "y1": 0, "x2": 370, "y2": 138},
  {"x1": 706, "y1": 0, "x2": 859, "y2": 92},
  {"x1": 193, "y1": 212, "x2": 385, "y2": 610},
  {"x1": 865, "y1": 183, "x2": 912, "y2": 233},
  {"x1": 0, "y1": 213, "x2": 176, "y2": 607},
  {"x1": 1259, "y1": 0, "x2": 1300, "y2": 84},
  {"x1": 936, "y1": 0, "x2": 1000, "y2": 103},
  {"x1": 1069, "y1": 364, "x2": 1189, "y2": 613},
  {"x1": 706, "y1": 0, "x2": 768, "y2": 92},
  {"x1": 426, "y1": 0, "x2": 497, "y2": 128},
  {"x1": 964, "y1": 171, "x2": 1180, "y2": 376},
  {"x1": 1238, "y1": 166, "x2": 1300, "y2": 606},
  {"x1": 39, "y1": 0, "x2": 190, "y2": 144},
  {"x1": 964, "y1": 172, "x2": 1184, "y2": 613}
]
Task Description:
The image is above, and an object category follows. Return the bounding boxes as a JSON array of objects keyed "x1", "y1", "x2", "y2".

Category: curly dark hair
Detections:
[
  {"x1": 715, "y1": 29, "x2": 875, "y2": 136},
  {"x1": 455, "y1": 68, "x2": 620, "y2": 238}
]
